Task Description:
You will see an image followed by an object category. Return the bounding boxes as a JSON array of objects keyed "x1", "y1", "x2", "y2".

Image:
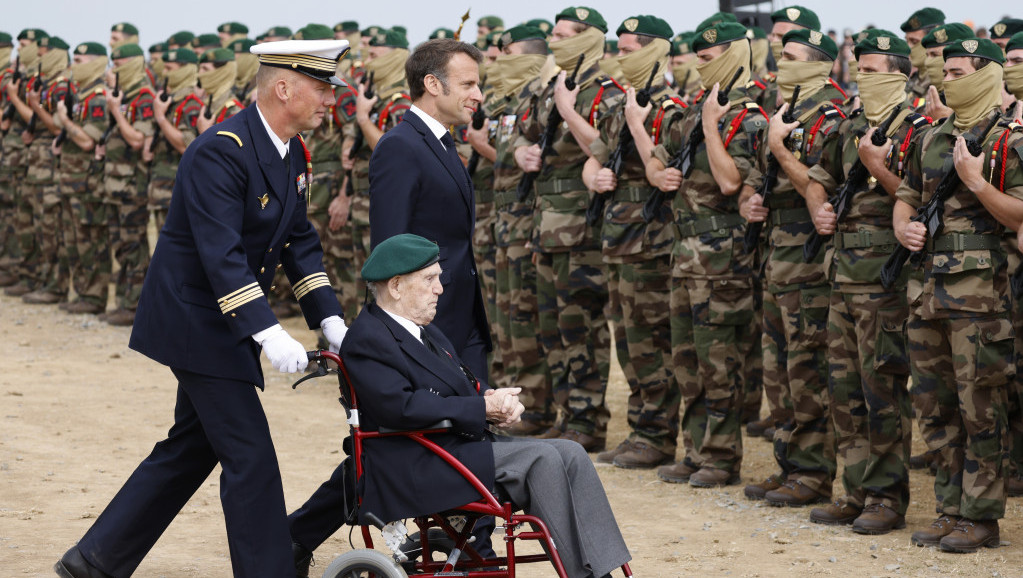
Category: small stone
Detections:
[
  {"x1": 885, "y1": 564, "x2": 900, "y2": 571},
  {"x1": 829, "y1": 557, "x2": 837, "y2": 563}
]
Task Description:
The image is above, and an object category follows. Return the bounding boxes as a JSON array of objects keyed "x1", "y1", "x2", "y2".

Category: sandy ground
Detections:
[{"x1": 3, "y1": 292, "x2": 1023, "y2": 577}]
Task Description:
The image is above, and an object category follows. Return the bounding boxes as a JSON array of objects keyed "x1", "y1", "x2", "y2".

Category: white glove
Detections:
[
  {"x1": 320, "y1": 315, "x2": 348, "y2": 353},
  {"x1": 253, "y1": 324, "x2": 308, "y2": 373}
]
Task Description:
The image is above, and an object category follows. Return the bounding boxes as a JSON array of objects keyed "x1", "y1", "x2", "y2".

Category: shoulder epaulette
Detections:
[
  {"x1": 821, "y1": 106, "x2": 844, "y2": 120},
  {"x1": 216, "y1": 131, "x2": 243, "y2": 147},
  {"x1": 908, "y1": 113, "x2": 930, "y2": 127}
]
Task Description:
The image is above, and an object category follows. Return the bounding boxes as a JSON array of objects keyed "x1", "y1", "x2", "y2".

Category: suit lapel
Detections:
[
  {"x1": 407, "y1": 112, "x2": 473, "y2": 213},
  {"x1": 246, "y1": 106, "x2": 291, "y2": 203},
  {"x1": 369, "y1": 305, "x2": 472, "y2": 394}
]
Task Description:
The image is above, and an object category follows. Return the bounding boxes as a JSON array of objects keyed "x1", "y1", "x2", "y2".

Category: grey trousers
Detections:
[{"x1": 492, "y1": 437, "x2": 631, "y2": 578}]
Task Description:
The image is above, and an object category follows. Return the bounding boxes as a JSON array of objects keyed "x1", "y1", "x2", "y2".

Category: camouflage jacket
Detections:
[
  {"x1": 750, "y1": 73, "x2": 778, "y2": 117},
  {"x1": 147, "y1": 88, "x2": 203, "y2": 208},
  {"x1": 895, "y1": 109, "x2": 1023, "y2": 319},
  {"x1": 345, "y1": 79, "x2": 410, "y2": 193},
  {"x1": 1, "y1": 68, "x2": 31, "y2": 174},
  {"x1": 24, "y1": 72, "x2": 68, "y2": 185},
  {"x1": 102, "y1": 80, "x2": 156, "y2": 199},
  {"x1": 907, "y1": 70, "x2": 929, "y2": 100},
  {"x1": 58, "y1": 79, "x2": 107, "y2": 180},
  {"x1": 306, "y1": 108, "x2": 345, "y2": 213},
  {"x1": 493, "y1": 79, "x2": 542, "y2": 247}
]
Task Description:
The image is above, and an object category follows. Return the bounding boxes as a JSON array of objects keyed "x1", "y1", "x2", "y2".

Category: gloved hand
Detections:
[
  {"x1": 254, "y1": 324, "x2": 308, "y2": 373},
  {"x1": 321, "y1": 315, "x2": 348, "y2": 353}
]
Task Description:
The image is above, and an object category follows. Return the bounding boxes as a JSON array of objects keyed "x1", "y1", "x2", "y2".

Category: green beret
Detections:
[
  {"x1": 111, "y1": 43, "x2": 144, "y2": 60},
  {"x1": 671, "y1": 32, "x2": 695, "y2": 56},
  {"x1": 362, "y1": 25, "x2": 383, "y2": 37},
  {"x1": 770, "y1": 5, "x2": 820, "y2": 31},
  {"x1": 748, "y1": 26, "x2": 767, "y2": 40},
  {"x1": 263, "y1": 26, "x2": 293, "y2": 39},
  {"x1": 17, "y1": 29, "x2": 49, "y2": 42},
  {"x1": 335, "y1": 21, "x2": 359, "y2": 33},
  {"x1": 149, "y1": 41, "x2": 168, "y2": 53},
  {"x1": 692, "y1": 22, "x2": 749, "y2": 52},
  {"x1": 498, "y1": 25, "x2": 547, "y2": 49},
  {"x1": 163, "y1": 48, "x2": 198, "y2": 64},
  {"x1": 526, "y1": 19, "x2": 554, "y2": 35},
  {"x1": 555, "y1": 6, "x2": 608, "y2": 34},
  {"x1": 362, "y1": 234, "x2": 440, "y2": 282},
  {"x1": 192, "y1": 34, "x2": 221, "y2": 49},
  {"x1": 696, "y1": 12, "x2": 737, "y2": 33},
  {"x1": 991, "y1": 18, "x2": 1023, "y2": 40},
  {"x1": 922, "y1": 23, "x2": 975, "y2": 49},
  {"x1": 393, "y1": 26, "x2": 408, "y2": 36},
  {"x1": 229, "y1": 38, "x2": 256, "y2": 53},
  {"x1": 429, "y1": 28, "x2": 455, "y2": 40},
  {"x1": 486, "y1": 30, "x2": 505, "y2": 48},
  {"x1": 478, "y1": 16, "x2": 504, "y2": 29},
  {"x1": 200, "y1": 48, "x2": 234, "y2": 64},
  {"x1": 75, "y1": 42, "x2": 107, "y2": 57},
  {"x1": 218, "y1": 22, "x2": 248, "y2": 35},
  {"x1": 616, "y1": 15, "x2": 673, "y2": 41},
  {"x1": 0, "y1": 32, "x2": 14, "y2": 47},
  {"x1": 167, "y1": 31, "x2": 195, "y2": 46},
  {"x1": 605, "y1": 39, "x2": 618, "y2": 54},
  {"x1": 40, "y1": 36, "x2": 69, "y2": 51},
  {"x1": 900, "y1": 8, "x2": 945, "y2": 33},
  {"x1": 854, "y1": 29, "x2": 910, "y2": 59},
  {"x1": 294, "y1": 24, "x2": 334, "y2": 41},
  {"x1": 942, "y1": 37, "x2": 1005, "y2": 64},
  {"x1": 1007, "y1": 32, "x2": 1023, "y2": 53},
  {"x1": 111, "y1": 22, "x2": 139, "y2": 35},
  {"x1": 369, "y1": 29, "x2": 408, "y2": 49},
  {"x1": 782, "y1": 28, "x2": 838, "y2": 60}
]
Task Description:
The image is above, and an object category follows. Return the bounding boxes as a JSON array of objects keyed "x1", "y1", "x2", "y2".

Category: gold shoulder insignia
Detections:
[
  {"x1": 745, "y1": 102, "x2": 760, "y2": 109},
  {"x1": 216, "y1": 131, "x2": 243, "y2": 147}
]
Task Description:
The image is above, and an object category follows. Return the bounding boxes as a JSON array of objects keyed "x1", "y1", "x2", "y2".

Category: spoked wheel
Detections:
[
  {"x1": 321, "y1": 549, "x2": 408, "y2": 578},
  {"x1": 399, "y1": 527, "x2": 456, "y2": 573}
]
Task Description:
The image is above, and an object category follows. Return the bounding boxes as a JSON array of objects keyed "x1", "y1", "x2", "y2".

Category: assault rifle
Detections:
[
  {"x1": 54, "y1": 80, "x2": 76, "y2": 147},
  {"x1": 147, "y1": 77, "x2": 170, "y2": 157},
  {"x1": 23, "y1": 72, "x2": 44, "y2": 137},
  {"x1": 802, "y1": 104, "x2": 904, "y2": 262},
  {"x1": 98, "y1": 72, "x2": 120, "y2": 146},
  {"x1": 202, "y1": 93, "x2": 213, "y2": 121},
  {"x1": 515, "y1": 53, "x2": 585, "y2": 202},
  {"x1": 466, "y1": 103, "x2": 487, "y2": 177},
  {"x1": 742, "y1": 84, "x2": 800, "y2": 253},
  {"x1": 345, "y1": 71, "x2": 375, "y2": 197},
  {"x1": 1, "y1": 56, "x2": 20, "y2": 123}
]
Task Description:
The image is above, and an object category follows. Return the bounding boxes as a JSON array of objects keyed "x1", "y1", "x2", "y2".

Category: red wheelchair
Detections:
[{"x1": 294, "y1": 350, "x2": 635, "y2": 578}]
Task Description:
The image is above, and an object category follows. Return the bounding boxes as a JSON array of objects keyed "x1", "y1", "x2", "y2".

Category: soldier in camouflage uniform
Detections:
[
  {"x1": 895, "y1": 38, "x2": 1023, "y2": 553},
  {"x1": 231, "y1": 38, "x2": 258, "y2": 106},
  {"x1": 99, "y1": 43, "x2": 155, "y2": 326},
  {"x1": 803, "y1": 31, "x2": 923, "y2": 534},
  {"x1": 740, "y1": 28, "x2": 846, "y2": 506},
  {"x1": 109, "y1": 22, "x2": 138, "y2": 51},
  {"x1": 0, "y1": 33, "x2": 17, "y2": 287},
  {"x1": 191, "y1": 34, "x2": 221, "y2": 58},
  {"x1": 669, "y1": 32, "x2": 701, "y2": 105},
  {"x1": 514, "y1": 7, "x2": 622, "y2": 453},
  {"x1": 901, "y1": 8, "x2": 945, "y2": 113},
  {"x1": 919, "y1": 24, "x2": 974, "y2": 122}
]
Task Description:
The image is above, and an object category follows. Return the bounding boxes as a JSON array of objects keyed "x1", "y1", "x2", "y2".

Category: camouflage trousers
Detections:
[
  {"x1": 349, "y1": 194, "x2": 371, "y2": 306},
  {"x1": 671, "y1": 274, "x2": 754, "y2": 470},
  {"x1": 473, "y1": 206, "x2": 503, "y2": 385},
  {"x1": 607, "y1": 257, "x2": 676, "y2": 455},
  {"x1": 10, "y1": 180, "x2": 40, "y2": 289},
  {"x1": 763, "y1": 285, "x2": 835, "y2": 494},
  {"x1": 1005, "y1": 247, "x2": 1023, "y2": 476},
  {"x1": 308, "y1": 208, "x2": 359, "y2": 321},
  {"x1": 742, "y1": 276, "x2": 764, "y2": 423},
  {"x1": 0, "y1": 173, "x2": 23, "y2": 273},
  {"x1": 106, "y1": 191, "x2": 150, "y2": 310},
  {"x1": 908, "y1": 312, "x2": 1012, "y2": 520},
  {"x1": 18, "y1": 180, "x2": 65, "y2": 294},
  {"x1": 535, "y1": 249, "x2": 611, "y2": 437},
  {"x1": 828, "y1": 290, "x2": 912, "y2": 514},
  {"x1": 64, "y1": 190, "x2": 111, "y2": 308}
]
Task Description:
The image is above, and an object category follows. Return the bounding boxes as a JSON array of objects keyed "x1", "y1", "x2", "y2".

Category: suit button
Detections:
[
  {"x1": 271, "y1": 285, "x2": 277, "y2": 291},
  {"x1": 268, "y1": 248, "x2": 273, "y2": 253},
  {"x1": 284, "y1": 242, "x2": 291, "y2": 248},
  {"x1": 276, "y1": 264, "x2": 282, "y2": 270},
  {"x1": 260, "y1": 267, "x2": 265, "y2": 274},
  {"x1": 231, "y1": 313, "x2": 237, "y2": 318}
]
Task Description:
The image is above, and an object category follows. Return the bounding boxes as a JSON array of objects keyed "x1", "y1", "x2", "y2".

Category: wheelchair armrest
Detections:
[{"x1": 378, "y1": 419, "x2": 453, "y2": 434}]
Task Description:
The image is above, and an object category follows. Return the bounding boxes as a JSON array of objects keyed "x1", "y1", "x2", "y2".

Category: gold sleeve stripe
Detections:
[
  {"x1": 292, "y1": 272, "x2": 329, "y2": 293},
  {"x1": 295, "y1": 278, "x2": 332, "y2": 300},
  {"x1": 293, "y1": 272, "x2": 331, "y2": 300},
  {"x1": 257, "y1": 54, "x2": 337, "y2": 73},
  {"x1": 218, "y1": 282, "x2": 260, "y2": 304},
  {"x1": 219, "y1": 287, "x2": 265, "y2": 314}
]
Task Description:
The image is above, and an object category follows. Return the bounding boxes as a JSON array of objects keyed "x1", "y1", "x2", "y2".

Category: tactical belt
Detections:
[
  {"x1": 475, "y1": 189, "x2": 494, "y2": 204},
  {"x1": 494, "y1": 190, "x2": 524, "y2": 208},
  {"x1": 927, "y1": 233, "x2": 1002, "y2": 252},
  {"x1": 535, "y1": 178, "x2": 586, "y2": 195},
  {"x1": 768, "y1": 207, "x2": 811, "y2": 225},
  {"x1": 612, "y1": 186, "x2": 656, "y2": 203},
  {"x1": 674, "y1": 213, "x2": 745, "y2": 238},
  {"x1": 836, "y1": 229, "x2": 897, "y2": 249}
]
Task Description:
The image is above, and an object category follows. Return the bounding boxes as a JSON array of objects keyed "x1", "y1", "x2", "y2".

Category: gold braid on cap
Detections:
[{"x1": 258, "y1": 53, "x2": 342, "y2": 73}]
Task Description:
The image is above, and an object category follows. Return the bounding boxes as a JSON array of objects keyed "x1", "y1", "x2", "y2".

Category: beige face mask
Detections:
[
  {"x1": 235, "y1": 52, "x2": 259, "y2": 88},
  {"x1": 848, "y1": 60, "x2": 858, "y2": 83},
  {"x1": 365, "y1": 47, "x2": 409, "y2": 93},
  {"x1": 770, "y1": 40, "x2": 784, "y2": 64},
  {"x1": 40, "y1": 49, "x2": 68, "y2": 79},
  {"x1": 751, "y1": 38, "x2": 769, "y2": 72},
  {"x1": 944, "y1": 62, "x2": 1003, "y2": 130},
  {"x1": 496, "y1": 53, "x2": 546, "y2": 97},
  {"x1": 696, "y1": 39, "x2": 751, "y2": 95},
  {"x1": 71, "y1": 55, "x2": 108, "y2": 88},
  {"x1": 19, "y1": 42, "x2": 40, "y2": 71},
  {"x1": 776, "y1": 59, "x2": 832, "y2": 103},
  {"x1": 167, "y1": 63, "x2": 197, "y2": 94},
  {"x1": 151, "y1": 58, "x2": 165, "y2": 78},
  {"x1": 909, "y1": 42, "x2": 927, "y2": 71},
  {"x1": 1005, "y1": 63, "x2": 1023, "y2": 99},
  {"x1": 671, "y1": 60, "x2": 700, "y2": 93},
  {"x1": 924, "y1": 54, "x2": 945, "y2": 88},
  {"x1": 113, "y1": 56, "x2": 146, "y2": 91},
  {"x1": 616, "y1": 38, "x2": 669, "y2": 88},
  {"x1": 856, "y1": 71, "x2": 908, "y2": 124},
  {"x1": 0, "y1": 47, "x2": 12, "y2": 71},
  {"x1": 549, "y1": 26, "x2": 604, "y2": 75},
  {"x1": 197, "y1": 61, "x2": 237, "y2": 100}
]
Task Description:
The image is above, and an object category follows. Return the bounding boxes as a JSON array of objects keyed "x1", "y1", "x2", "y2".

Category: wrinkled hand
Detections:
[
  {"x1": 321, "y1": 315, "x2": 348, "y2": 353},
  {"x1": 484, "y1": 387, "x2": 524, "y2": 428},
  {"x1": 257, "y1": 326, "x2": 309, "y2": 373},
  {"x1": 741, "y1": 192, "x2": 768, "y2": 223}
]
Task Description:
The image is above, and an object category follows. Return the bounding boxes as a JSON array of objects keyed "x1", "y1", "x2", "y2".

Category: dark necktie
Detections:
[
  {"x1": 439, "y1": 132, "x2": 469, "y2": 190},
  {"x1": 283, "y1": 150, "x2": 290, "y2": 169},
  {"x1": 421, "y1": 326, "x2": 443, "y2": 358}
]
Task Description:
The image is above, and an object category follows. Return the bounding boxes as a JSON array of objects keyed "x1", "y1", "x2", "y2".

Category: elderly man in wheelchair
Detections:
[{"x1": 288, "y1": 233, "x2": 632, "y2": 578}]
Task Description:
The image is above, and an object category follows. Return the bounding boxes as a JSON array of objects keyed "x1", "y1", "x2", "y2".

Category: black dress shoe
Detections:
[
  {"x1": 293, "y1": 541, "x2": 313, "y2": 578},
  {"x1": 54, "y1": 546, "x2": 114, "y2": 578}
]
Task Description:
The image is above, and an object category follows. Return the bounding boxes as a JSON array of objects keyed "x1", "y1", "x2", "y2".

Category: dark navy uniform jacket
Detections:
[{"x1": 130, "y1": 104, "x2": 342, "y2": 387}]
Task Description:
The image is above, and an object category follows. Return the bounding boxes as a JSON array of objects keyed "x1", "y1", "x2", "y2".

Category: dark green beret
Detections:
[
  {"x1": 111, "y1": 43, "x2": 144, "y2": 60},
  {"x1": 335, "y1": 21, "x2": 359, "y2": 33},
  {"x1": 149, "y1": 41, "x2": 168, "y2": 53},
  {"x1": 362, "y1": 234, "x2": 440, "y2": 282},
  {"x1": 498, "y1": 25, "x2": 547, "y2": 49},
  {"x1": 393, "y1": 26, "x2": 408, "y2": 36},
  {"x1": 362, "y1": 25, "x2": 383, "y2": 37},
  {"x1": 294, "y1": 24, "x2": 333, "y2": 41},
  {"x1": 852, "y1": 28, "x2": 879, "y2": 45},
  {"x1": 39, "y1": 36, "x2": 69, "y2": 51},
  {"x1": 770, "y1": 5, "x2": 820, "y2": 31},
  {"x1": 922, "y1": 23, "x2": 975, "y2": 49},
  {"x1": 605, "y1": 39, "x2": 618, "y2": 53},
  {"x1": 200, "y1": 48, "x2": 234, "y2": 64},
  {"x1": 526, "y1": 19, "x2": 554, "y2": 35},
  {"x1": 17, "y1": 29, "x2": 49, "y2": 42},
  {"x1": 901, "y1": 8, "x2": 945, "y2": 32},
  {"x1": 991, "y1": 18, "x2": 1023, "y2": 40},
  {"x1": 163, "y1": 48, "x2": 198, "y2": 64},
  {"x1": 229, "y1": 38, "x2": 255, "y2": 53},
  {"x1": 478, "y1": 16, "x2": 504, "y2": 29},
  {"x1": 782, "y1": 28, "x2": 838, "y2": 60},
  {"x1": 1007, "y1": 32, "x2": 1023, "y2": 53},
  {"x1": 671, "y1": 32, "x2": 694, "y2": 56},
  {"x1": 748, "y1": 26, "x2": 767, "y2": 40},
  {"x1": 0, "y1": 32, "x2": 14, "y2": 47},
  {"x1": 696, "y1": 12, "x2": 737, "y2": 33},
  {"x1": 942, "y1": 37, "x2": 1005, "y2": 64},
  {"x1": 692, "y1": 22, "x2": 748, "y2": 52},
  {"x1": 555, "y1": 6, "x2": 608, "y2": 34},
  {"x1": 263, "y1": 26, "x2": 293, "y2": 39},
  {"x1": 429, "y1": 28, "x2": 455, "y2": 40},
  {"x1": 854, "y1": 29, "x2": 910, "y2": 59},
  {"x1": 616, "y1": 15, "x2": 673, "y2": 41},
  {"x1": 111, "y1": 22, "x2": 139, "y2": 35},
  {"x1": 75, "y1": 42, "x2": 107, "y2": 57},
  {"x1": 167, "y1": 31, "x2": 195, "y2": 46},
  {"x1": 369, "y1": 29, "x2": 408, "y2": 49},
  {"x1": 192, "y1": 34, "x2": 221, "y2": 49},
  {"x1": 218, "y1": 22, "x2": 248, "y2": 35},
  {"x1": 487, "y1": 30, "x2": 505, "y2": 48}
]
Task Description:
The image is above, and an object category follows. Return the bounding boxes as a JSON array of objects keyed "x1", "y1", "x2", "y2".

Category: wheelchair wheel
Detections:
[
  {"x1": 321, "y1": 549, "x2": 408, "y2": 578},
  {"x1": 399, "y1": 528, "x2": 455, "y2": 573}
]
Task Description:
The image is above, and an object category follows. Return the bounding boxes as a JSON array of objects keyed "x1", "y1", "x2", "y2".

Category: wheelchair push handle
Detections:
[{"x1": 291, "y1": 350, "x2": 343, "y2": 389}]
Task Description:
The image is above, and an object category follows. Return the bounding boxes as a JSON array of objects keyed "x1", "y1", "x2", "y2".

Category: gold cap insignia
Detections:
[
  {"x1": 963, "y1": 39, "x2": 979, "y2": 53},
  {"x1": 680, "y1": 42, "x2": 690, "y2": 53},
  {"x1": 786, "y1": 8, "x2": 801, "y2": 22},
  {"x1": 703, "y1": 28, "x2": 718, "y2": 44},
  {"x1": 935, "y1": 28, "x2": 948, "y2": 44},
  {"x1": 624, "y1": 18, "x2": 639, "y2": 33},
  {"x1": 539, "y1": 22, "x2": 550, "y2": 33},
  {"x1": 167, "y1": 52, "x2": 176, "y2": 62},
  {"x1": 26, "y1": 30, "x2": 35, "y2": 40},
  {"x1": 809, "y1": 31, "x2": 823, "y2": 46},
  {"x1": 77, "y1": 45, "x2": 87, "y2": 54},
  {"x1": 576, "y1": 8, "x2": 590, "y2": 21},
  {"x1": 500, "y1": 32, "x2": 510, "y2": 46},
  {"x1": 877, "y1": 36, "x2": 891, "y2": 50},
  {"x1": 437, "y1": 30, "x2": 448, "y2": 39},
  {"x1": 995, "y1": 23, "x2": 1007, "y2": 37},
  {"x1": 115, "y1": 24, "x2": 124, "y2": 32},
  {"x1": 258, "y1": 193, "x2": 269, "y2": 209},
  {"x1": 909, "y1": 17, "x2": 920, "y2": 30}
]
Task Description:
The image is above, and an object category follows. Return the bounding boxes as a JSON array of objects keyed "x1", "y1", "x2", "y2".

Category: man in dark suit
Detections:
[
  {"x1": 54, "y1": 40, "x2": 352, "y2": 578},
  {"x1": 368, "y1": 38, "x2": 491, "y2": 381}
]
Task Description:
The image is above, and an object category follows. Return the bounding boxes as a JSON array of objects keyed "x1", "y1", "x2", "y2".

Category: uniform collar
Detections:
[
  {"x1": 409, "y1": 104, "x2": 450, "y2": 147},
  {"x1": 255, "y1": 103, "x2": 289, "y2": 159},
  {"x1": 381, "y1": 307, "x2": 424, "y2": 344}
]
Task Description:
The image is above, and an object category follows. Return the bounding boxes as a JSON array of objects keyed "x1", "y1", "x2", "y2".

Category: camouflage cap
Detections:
[
  {"x1": 167, "y1": 31, "x2": 195, "y2": 46},
  {"x1": 922, "y1": 23, "x2": 974, "y2": 48},
  {"x1": 497, "y1": 25, "x2": 547, "y2": 49},
  {"x1": 942, "y1": 37, "x2": 1005, "y2": 64},
  {"x1": 616, "y1": 15, "x2": 673, "y2": 40},
  {"x1": 362, "y1": 233, "x2": 439, "y2": 282},
  {"x1": 40, "y1": 36, "x2": 69, "y2": 51},
  {"x1": 555, "y1": 6, "x2": 608, "y2": 34},
  {"x1": 429, "y1": 28, "x2": 455, "y2": 40},
  {"x1": 294, "y1": 24, "x2": 334, "y2": 41},
  {"x1": 991, "y1": 18, "x2": 1023, "y2": 40},
  {"x1": 335, "y1": 21, "x2": 359, "y2": 33},
  {"x1": 692, "y1": 22, "x2": 748, "y2": 52},
  {"x1": 18, "y1": 29, "x2": 49, "y2": 42},
  {"x1": 164, "y1": 47, "x2": 198, "y2": 64},
  {"x1": 369, "y1": 29, "x2": 408, "y2": 49},
  {"x1": 671, "y1": 31, "x2": 695, "y2": 56},
  {"x1": 900, "y1": 8, "x2": 945, "y2": 32},
  {"x1": 0, "y1": 32, "x2": 12, "y2": 47},
  {"x1": 362, "y1": 25, "x2": 383, "y2": 37},
  {"x1": 770, "y1": 5, "x2": 820, "y2": 31},
  {"x1": 783, "y1": 28, "x2": 838, "y2": 60},
  {"x1": 111, "y1": 22, "x2": 139, "y2": 35},
  {"x1": 149, "y1": 41, "x2": 168, "y2": 53},
  {"x1": 526, "y1": 19, "x2": 554, "y2": 35},
  {"x1": 218, "y1": 22, "x2": 248, "y2": 35},
  {"x1": 75, "y1": 42, "x2": 107, "y2": 57},
  {"x1": 605, "y1": 39, "x2": 618, "y2": 53},
  {"x1": 478, "y1": 15, "x2": 504, "y2": 29},
  {"x1": 264, "y1": 26, "x2": 293, "y2": 39},
  {"x1": 192, "y1": 34, "x2": 221, "y2": 49},
  {"x1": 200, "y1": 47, "x2": 235, "y2": 64},
  {"x1": 854, "y1": 29, "x2": 910, "y2": 58},
  {"x1": 229, "y1": 38, "x2": 256, "y2": 53},
  {"x1": 1007, "y1": 31, "x2": 1023, "y2": 53},
  {"x1": 696, "y1": 12, "x2": 738, "y2": 33}
]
